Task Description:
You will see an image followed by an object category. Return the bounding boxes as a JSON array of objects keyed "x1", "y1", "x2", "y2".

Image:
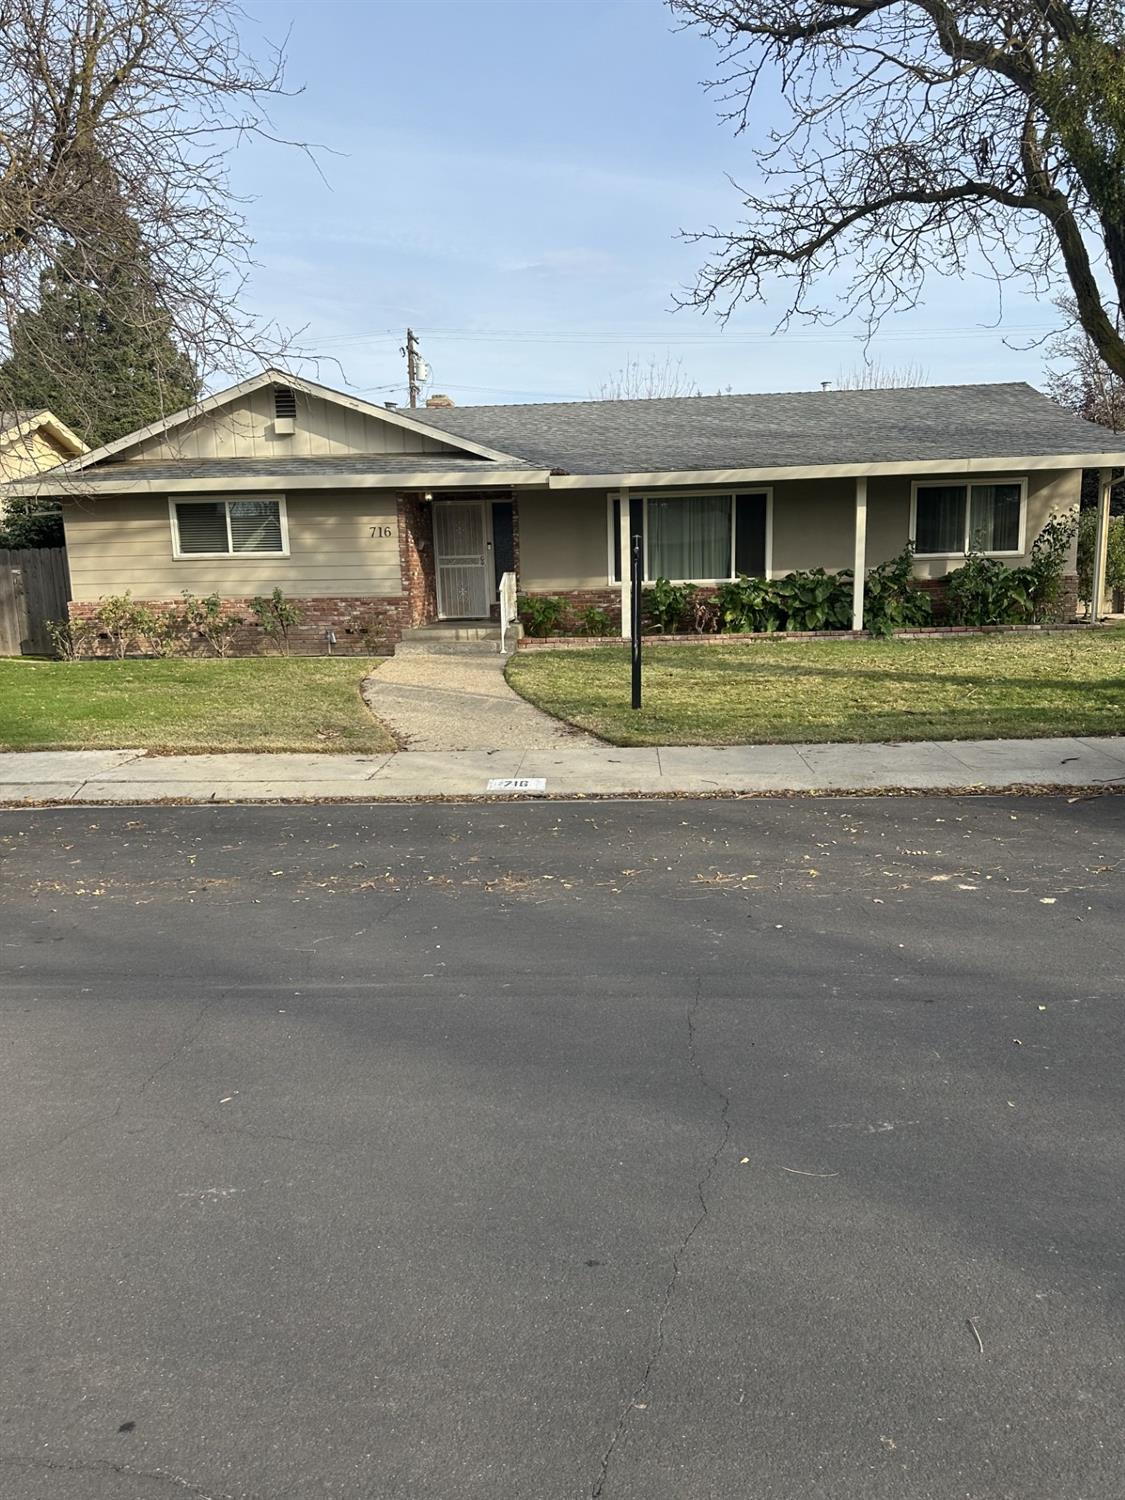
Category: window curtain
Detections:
[
  {"x1": 969, "y1": 484, "x2": 1021, "y2": 552},
  {"x1": 647, "y1": 496, "x2": 731, "y2": 579},
  {"x1": 914, "y1": 485, "x2": 965, "y2": 554}
]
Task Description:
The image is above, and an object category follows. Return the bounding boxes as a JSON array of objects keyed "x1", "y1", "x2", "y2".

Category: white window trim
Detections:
[
  {"x1": 909, "y1": 477, "x2": 1027, "y2": 560},
  {"x1": 606, "y1": 488, "x2": 773, "y2": 585},
  {"x1": 169, "y1": 494, "x2": 290, "y2": 560}
]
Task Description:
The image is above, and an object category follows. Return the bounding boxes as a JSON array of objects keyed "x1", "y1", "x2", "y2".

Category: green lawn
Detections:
[
  {"x1": 506, "y1": 630, "x2": 1125, "y2": 747},
  {"x1": 0, "y1": 658, "x2": 395, "y2": 753}
]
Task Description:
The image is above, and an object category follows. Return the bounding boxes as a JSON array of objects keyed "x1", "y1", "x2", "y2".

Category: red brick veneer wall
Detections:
[
  {"x1": 69, "y1": 595, "x2": 408, "y2": 656},
  {"x1": 397, "y1": 494, "x2": 437, "y2": 627}
]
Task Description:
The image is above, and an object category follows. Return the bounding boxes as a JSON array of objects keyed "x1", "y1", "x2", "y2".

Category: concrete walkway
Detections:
[
  {"x1": 2, "y1": 736, "x2": 1124, "y2": 804},
  {"x1": 361, "y1": 652, "x2": 596, "y2": 751}
]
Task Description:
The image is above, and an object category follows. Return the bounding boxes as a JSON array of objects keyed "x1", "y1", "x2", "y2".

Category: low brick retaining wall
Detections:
[{"x1": 517, "y1": 621, "x2": 1100, "y2": 650}]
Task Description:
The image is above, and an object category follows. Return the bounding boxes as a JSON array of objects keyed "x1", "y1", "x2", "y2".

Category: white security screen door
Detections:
[{"x1": 434, "y1": 501, "x2": 491, "y2": 618}]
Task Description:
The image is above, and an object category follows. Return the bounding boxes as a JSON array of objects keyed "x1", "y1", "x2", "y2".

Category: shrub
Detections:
[
  {"x1": 580, "y1": 605, "x2": 614, "y2": 636},
  {"x1": 0, "y1": 498, "x2": 64, "y2": 550},
  {"x1": 1023, "y1": 509, "x2": 1078, "y2": 622},
  {"x1": 715, "y1": 575, "x2": 784, "y2": 632},
  {"x1": 642, "y1": 577, "x2": 697, "y2": 633},
  {"x1": 518, "y1": 594, "x2": 567, "y2": 638},
  {"x1": 94, "y1": 593, "x2": 154, "y2": 658},
  {"x1": 863, "y1": 546, "x2": 932, "y2": 636},
  {"x1": 772, "y1": 568, "x2": 853, "y2": 631},
  {"x1": 46, "y1": 617, "x2": 98, "y2": 660},
  {"x1": 690, "y1": 594, "x2": 721, "y2": 634},
  {"x1": 944, "y1": 552, "x2": 1031, "y2": 625},
  {"x1": 1076, "y1": 508, "x2": 1125, "y2": 612},
  {"x1": 180, "y1": 592, "x2": 243, "y2": 657},
  {"x1": 249, "y1": 588, "x2": 304, "y2": 654}
]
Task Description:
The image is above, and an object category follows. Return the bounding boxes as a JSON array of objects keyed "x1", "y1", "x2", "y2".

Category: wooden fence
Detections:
[{"x1": 0, "y1": 547, "x2": 69, "y2": 656}]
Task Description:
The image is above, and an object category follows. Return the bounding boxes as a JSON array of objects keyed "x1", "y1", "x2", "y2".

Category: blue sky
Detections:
[{"x1": 234, "y1": 0, "x2": 1063, "y2": 405}]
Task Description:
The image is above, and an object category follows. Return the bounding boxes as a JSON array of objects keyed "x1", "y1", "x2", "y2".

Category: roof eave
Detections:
[
  {"x1": 10, "y1": 467, "x2": 552, "y2": 498},
  {"x1": 548, "y1": 452, "x2": 1125, "y2": 487}
]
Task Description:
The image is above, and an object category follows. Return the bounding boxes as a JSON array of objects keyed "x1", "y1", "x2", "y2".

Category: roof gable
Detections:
[{"x1": 67, "y1": 369, "x2": 522, "y2": 471}]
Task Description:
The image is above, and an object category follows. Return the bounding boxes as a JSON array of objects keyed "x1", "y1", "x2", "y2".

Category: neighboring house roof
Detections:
[
  {"x1": 0, "y1": 407, "x2": 88, "y2": 489},
  {"x1": 408, "y1": 382, "x2": 1120, "y2": 476}
]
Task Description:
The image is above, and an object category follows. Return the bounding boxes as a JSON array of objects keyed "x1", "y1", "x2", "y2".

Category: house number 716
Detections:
[{"x1": 370, "y1": 525, "x2": 393, "y2": 538}]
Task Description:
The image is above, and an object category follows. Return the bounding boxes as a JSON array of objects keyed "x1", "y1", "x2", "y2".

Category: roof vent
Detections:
[
  {"x1": 273, "y1": 385, "x2": 296, "y2": 435},
  {"x1": 384, "y1": 400, "x2": 398, "y2": 409}
]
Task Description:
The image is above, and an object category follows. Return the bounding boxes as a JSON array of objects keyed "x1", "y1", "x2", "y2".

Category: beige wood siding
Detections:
[
  {"x1": 125, "y1": 387, "x2": 458, "y2": 461},
  {"x1": 519, "y1": 491, "x2": 610, "y2": 589},
  {"x1": 64, "y1": 492, "x2": 403, "y2": 600}
]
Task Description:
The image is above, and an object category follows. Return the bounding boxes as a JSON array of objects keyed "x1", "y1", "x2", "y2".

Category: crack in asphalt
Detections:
[
  {"x1": 0, "y1": 1453, "x2": 244, "y2": 1498},
  {"x1": 590, "y1": 987, "x2": 732, "y2": 1498}
]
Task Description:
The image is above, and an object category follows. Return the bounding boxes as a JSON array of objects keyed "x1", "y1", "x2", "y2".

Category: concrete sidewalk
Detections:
[{"x1": 2, "y1": 736, "x2": 1124, "y2": 804}]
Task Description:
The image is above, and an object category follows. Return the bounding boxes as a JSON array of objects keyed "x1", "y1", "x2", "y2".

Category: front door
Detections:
[{"x1": 434, "y1": 501, "x2": 491, "y2": 619}]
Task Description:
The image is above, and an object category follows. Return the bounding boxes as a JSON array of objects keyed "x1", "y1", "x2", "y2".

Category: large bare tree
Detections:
[
  {"x1": 670, "y1": 1, "x2": 1125, "y2": 378},
  {"x1": 0, "y1": 0, "x2": 301, "y2": 434}
]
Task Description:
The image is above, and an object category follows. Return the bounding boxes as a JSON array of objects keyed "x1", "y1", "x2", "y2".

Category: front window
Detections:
[
  {"x1": 611, "y1": 491, "x2": 769, "y2": 582},
  {"x1": 172, "y1": 497, "x2": 287, "y2": 557},
  {"x1": 647, "y1": 495, "x2": 731, "y2": 580},
  {"x1": 914, "y1": 481, "x2": 1023, "y2": 556}
]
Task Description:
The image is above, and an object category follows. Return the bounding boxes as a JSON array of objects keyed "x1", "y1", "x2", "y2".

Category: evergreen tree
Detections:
[{"x1": 0, "y1": 221, "x2": 201, "y2": 448}]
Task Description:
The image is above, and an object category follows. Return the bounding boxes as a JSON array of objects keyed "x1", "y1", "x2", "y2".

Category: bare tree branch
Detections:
[
  {"x1": 0, "y1": 0, "x2": 310, "y2": 437},
  {"x1": 670, "y1": 0, "x2": 1125, "y2": 378}
]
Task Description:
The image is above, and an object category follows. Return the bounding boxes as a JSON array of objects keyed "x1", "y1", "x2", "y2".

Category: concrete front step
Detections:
[
  {"x1": 395, "y1": 639, "x2": 507, "y2": 656},
  {"x1": 395, "y1": 620, "x2": 520, "y2": 656}
]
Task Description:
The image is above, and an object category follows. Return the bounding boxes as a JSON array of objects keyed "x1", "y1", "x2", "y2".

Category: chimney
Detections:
[{"x1": 426, "y1": 393, "x2": 455, "y2": 408}]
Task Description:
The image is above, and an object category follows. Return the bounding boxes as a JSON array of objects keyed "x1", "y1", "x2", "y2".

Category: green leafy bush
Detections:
[
  {"x1": 250, "y1": 588, "x2": 304, "y2": 655},
  {"x1": 518, "y1": 594, "x2": 567, "y2": 638},
  {"x1": 0, "y1": 498, "x2": 64, "y2": 550},
  {"x1": 1076, "y1": 508, "x2": 1125, "y2": 611},
  {"x1": 945, "y1": 514, "x2": 1077, "y2": 625},
  {"x1": 581, "y1": 605, "x2": 614, "y2": 636},
  {"x1": 642, "y1": 577, "x2": 697, "y2": 633},
  {"x1": 93, "y1": 594, "x2": 155, "y2": 658},
  {"x1": 772, "y1": 568, "x2": 853, "y2": 631},
  {"x1": 863, "y1": 546, "x2": 932, "y2": 636},
  {"x1": 715, "y1": 575, "x2": 784, "y2": 632}
]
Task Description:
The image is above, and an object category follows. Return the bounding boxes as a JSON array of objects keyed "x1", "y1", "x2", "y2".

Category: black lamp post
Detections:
[{"x1": 630, "y1": 532, "x2": 642, "y2": 710}]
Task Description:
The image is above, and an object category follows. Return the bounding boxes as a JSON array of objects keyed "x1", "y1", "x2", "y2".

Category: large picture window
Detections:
[
  {"x1": 913, "y1": 480, "x2": 1024, "y2": 557},
  {"x1": 171, "y1": 497, "x2": 288, "y2": 558},
  {"x1": 610, "y1": 491, "x2": 770, "y2": 582}
]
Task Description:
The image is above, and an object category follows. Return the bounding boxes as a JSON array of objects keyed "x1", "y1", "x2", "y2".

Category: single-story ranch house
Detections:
[{"x1": 15, "y1": 370, "x2": 1125, "y2": 651}]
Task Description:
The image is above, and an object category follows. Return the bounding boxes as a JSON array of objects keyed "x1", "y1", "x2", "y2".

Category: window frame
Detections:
[
  {"x1": 605, "y1": 488, "x2": 773, "y2": 585},
  {"x1": 169, "y1": 494, "x2": 290, "y2": 560},
  {"x1": 909, "y1": 477, "x2": 1027, "y2": 560}
]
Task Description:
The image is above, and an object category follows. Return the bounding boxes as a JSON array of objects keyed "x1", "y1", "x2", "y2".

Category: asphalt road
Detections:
[{"x1": 1, "y1": 794, "x2": 1122, "y2": 1500}]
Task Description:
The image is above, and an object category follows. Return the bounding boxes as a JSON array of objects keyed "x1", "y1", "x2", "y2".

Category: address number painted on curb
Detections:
[{"x1": 486, "y1": 778, "x2": 547, "y2": 792}]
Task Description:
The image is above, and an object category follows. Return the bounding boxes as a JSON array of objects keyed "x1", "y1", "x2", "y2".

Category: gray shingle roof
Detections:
[
  {"x1": 409, "y1": 383, "x2": 1121, "y2": 475},
  {"x1": 84, "y1": 453, "x2": 539, "y2": 482}
]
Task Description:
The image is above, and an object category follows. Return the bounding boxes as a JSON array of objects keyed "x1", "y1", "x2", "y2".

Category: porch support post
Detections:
[
  {"x1": 1093, "y1": 468, "x2": 1112, "y2": 621},
  {"x1": 618, "y1": 487, "x2": 632, "y2": 639},
  {"x1": 852, "y1": 475, "x2": 868, "y2": 632}
]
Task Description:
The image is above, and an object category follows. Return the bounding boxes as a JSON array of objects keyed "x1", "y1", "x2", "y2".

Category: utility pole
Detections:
[{"x1": 402, "y1": 328, "x2": 421, "y2": 408}]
